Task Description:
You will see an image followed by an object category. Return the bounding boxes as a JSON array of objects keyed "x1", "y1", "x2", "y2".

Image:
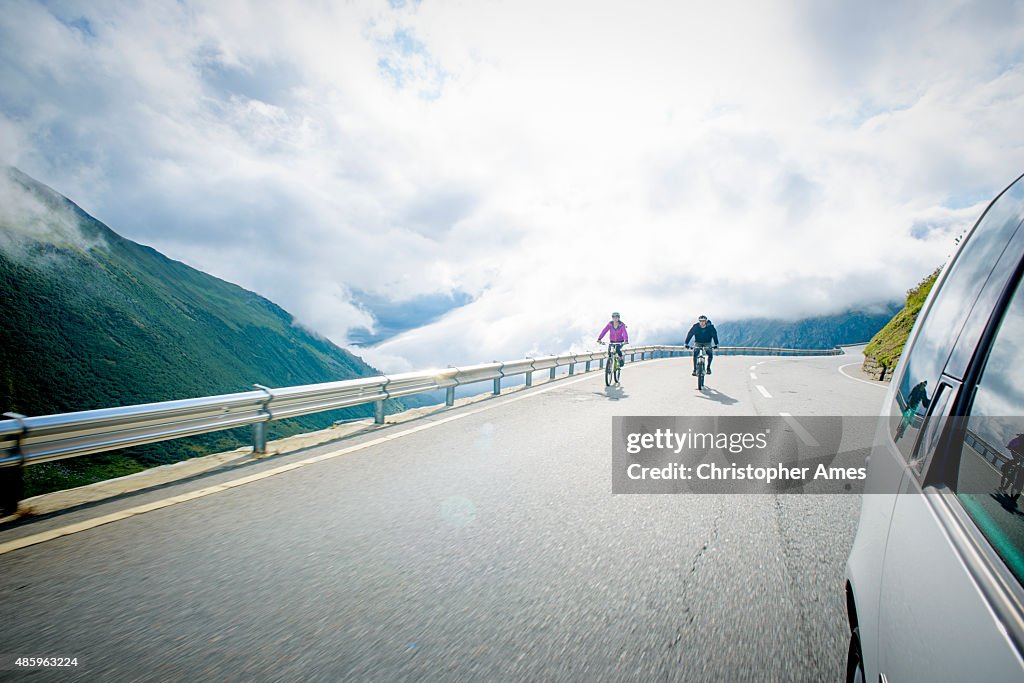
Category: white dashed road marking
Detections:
[
  {"x1": 779, "y1": 412, "x2": 820, "y2": 447},
  {"x1": 756, "y1": 385, "x2": 772, "y2": 399}
]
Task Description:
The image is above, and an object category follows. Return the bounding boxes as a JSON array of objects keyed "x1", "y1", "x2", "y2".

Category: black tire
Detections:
[
  {"x1": 614, "y1": 366, "x2": 621, "y2": 383},
  {"x1": 605, "y1": 362, "x2": 613, "y2": 387},
  {"x1": 697, "y1": 369, "x2": 704, "y2": 391},
  {"x1": 846, "y1": 627, "x2": 865, "y2": 683}
]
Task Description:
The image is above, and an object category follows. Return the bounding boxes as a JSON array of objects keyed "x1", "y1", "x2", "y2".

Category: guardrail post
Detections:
[
  {"x1": 1, "y1": 413, "x2": 26, "y2": 516},
  {"x1": 492, "y1": 362, "x2": 503, "y2": 395},
  {"x1": 585, "y1": 360, "x2": 591, "y2": 372},
  {"x1": 630, "y1": 353, "x2": 635, "y2": 362},
  {"x1": 251, "y1": 422, "x2": 267, "y2": 455},
  {"x1": 374, "y1": 400, "x2": 385, "y2": 424},
  {"x1": 446, "y1": 366, "x2": 457, "y2": 406},
  {"x1": 568, "y1": 362, "x2": 575, "y2": 376},
  {"x1": 550, "y1": 367, "x2": 556, "y2": 380},
  {"x1": 526, "y1": 371, "x2": 533, "y2": 387},
  {"x1": 252, "y1": 384, "x2": 273, "y2": 455}
]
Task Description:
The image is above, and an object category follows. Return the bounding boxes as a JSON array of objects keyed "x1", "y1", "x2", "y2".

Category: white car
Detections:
[{"x1": 846, "y1": 170, "x2": 1024, "y2": 681}]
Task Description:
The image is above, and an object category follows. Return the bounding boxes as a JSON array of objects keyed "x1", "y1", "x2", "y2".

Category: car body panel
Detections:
[
  {"x1": 879, "y1": 480, "x2": 1024, "y2": 681},
  {"x1": 847, "y1": 171, "x2": 1024, "y2": 682}
]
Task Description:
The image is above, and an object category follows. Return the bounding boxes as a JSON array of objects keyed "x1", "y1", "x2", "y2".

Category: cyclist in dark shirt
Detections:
[
  {"x1": 684, "y1": 315, "x2": 719, "y2": 376},
  {"x1": 999, "y1": 432, "x2": 1024, "y2": 498}
]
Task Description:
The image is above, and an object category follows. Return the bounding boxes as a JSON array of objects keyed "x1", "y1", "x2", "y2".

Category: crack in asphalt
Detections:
[{"x1": 671, "y1": 498, "x2": 724, "y2": 644}]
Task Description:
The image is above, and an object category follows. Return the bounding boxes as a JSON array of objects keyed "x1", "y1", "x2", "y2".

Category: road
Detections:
[{"x1": 0, "y1": 349, "x2": 887, "y2": 682}]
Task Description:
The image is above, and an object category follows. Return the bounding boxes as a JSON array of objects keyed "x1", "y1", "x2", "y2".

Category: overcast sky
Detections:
[{"x1": 2, "y1": 0, "x2": 1023, "y2": 371}]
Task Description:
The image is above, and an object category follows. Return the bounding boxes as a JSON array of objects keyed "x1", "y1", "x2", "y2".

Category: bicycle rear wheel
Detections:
[{"x1": 614, "y1": 362, "x2": 621, "y2": 383}]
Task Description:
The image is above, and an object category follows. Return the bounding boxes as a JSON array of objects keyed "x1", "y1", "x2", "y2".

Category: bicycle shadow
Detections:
[
  {"x1": 695, "y1": 386, "x2": 738, "y2": 405},
  {"x1": 601, "y1": 384, "x2": 629, "y2": 401}
]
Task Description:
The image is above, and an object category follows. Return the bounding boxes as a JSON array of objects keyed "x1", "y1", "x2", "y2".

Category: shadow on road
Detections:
[
  {"x1": 601, "y1": 385, "x2": 629, "y2": 401},
  {"x1": 695, "y1": 387, "x2": 738, "y2": 405}
]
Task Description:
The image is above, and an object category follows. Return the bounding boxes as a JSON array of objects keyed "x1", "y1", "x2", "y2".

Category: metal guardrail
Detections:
[
  {"x1": 0, "y1": 344, "x2": 841, "y2": 513},
  {"x1": 964, "y1": 429, "x2": 1012, "y2": 470}
]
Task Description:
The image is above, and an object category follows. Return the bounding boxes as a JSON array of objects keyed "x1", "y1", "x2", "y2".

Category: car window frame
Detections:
[{"x1": 889, "y1": 172, "x2": 1024, "y2": 462}]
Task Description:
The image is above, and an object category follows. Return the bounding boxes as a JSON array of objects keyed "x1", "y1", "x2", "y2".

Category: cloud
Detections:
[
  {"x1": 2, "y1": 0, "x2": 1023, "y2": 372},
  {"x1": 0, "y1": 168, "x2": 106, "y2": 257}
]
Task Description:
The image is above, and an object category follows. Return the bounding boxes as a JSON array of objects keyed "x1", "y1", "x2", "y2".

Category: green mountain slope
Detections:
[
  {"x1": 862, "y1": 269, "x2": 941, "y2": 377},
  {"x1": 0, "y1": 167, "x2": 392, "y2": 495}
]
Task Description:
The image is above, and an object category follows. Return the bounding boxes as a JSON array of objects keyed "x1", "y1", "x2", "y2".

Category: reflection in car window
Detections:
[
  {"x1": 955, "y1": 278, "x2": 1024, "y2": 586},
  {"x1": 891, "y1": 177, "x2": 1024, "y2": 460}
]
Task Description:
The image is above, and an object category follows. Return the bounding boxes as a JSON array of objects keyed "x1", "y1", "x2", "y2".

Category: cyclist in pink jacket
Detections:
[{"x1": 597, "y1": 312, "x2": 628, "y2": 368}]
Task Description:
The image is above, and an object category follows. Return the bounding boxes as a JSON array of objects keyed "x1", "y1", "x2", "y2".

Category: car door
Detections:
[
  {"x1": 850, "y1": 172, "x2": 1024, "y2": 681},
  {"x1": 877, "y1": 270, "x2": 1024, "y2": 681}
]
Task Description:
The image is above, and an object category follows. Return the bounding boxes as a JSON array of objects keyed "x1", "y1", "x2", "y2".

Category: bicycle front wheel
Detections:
[{"x1": 605, "y1": 360, "x2": 613, "y2": 387}]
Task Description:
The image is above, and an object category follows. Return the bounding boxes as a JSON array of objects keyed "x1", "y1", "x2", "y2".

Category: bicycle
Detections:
[
  {"x1": 999, "y1": 454, "x2": 1024, "y2": 500},
  {"x1": 687, "y1": 343, "x2": 716, "y2": 390},
  {"x1": 605, "y1": 343, "x2": 624, "y2": 386}
]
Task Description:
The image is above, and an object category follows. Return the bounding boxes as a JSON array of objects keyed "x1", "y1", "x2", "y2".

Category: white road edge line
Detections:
[
  {"x1": 778, "y1": 412, "x2": 820, "y2": 447},
  {"x1": 756, "y1": 385, "x2": 772, "y2": 399},
  {"x1": 748, "y1": 365, "x2": 756, "y2": 371},
  {"x1": 0, "y1": 366, "x2": 622, "y2": 556},
  {"x1": 750, "y1": 372, "x2": 757, "y2": 380},
  {"x1": 838, "y1": 362, "x2": 888, "y2": 389}
]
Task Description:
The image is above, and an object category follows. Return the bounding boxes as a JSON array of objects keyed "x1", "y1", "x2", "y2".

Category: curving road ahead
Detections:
[{"x1": 0, "y1": 349, "x2": 887, "y2": 682}]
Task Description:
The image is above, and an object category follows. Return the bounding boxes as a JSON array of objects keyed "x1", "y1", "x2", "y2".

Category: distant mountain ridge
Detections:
[
  {"x1": 0, "y1": 167, "x2": 389, "y2": 495},
  {"x1": 646, "y1": 309, "x2": 898, "y2": 350},
  {"x1": 712, "y1": 308, "x2": 901, "y2": 349}
]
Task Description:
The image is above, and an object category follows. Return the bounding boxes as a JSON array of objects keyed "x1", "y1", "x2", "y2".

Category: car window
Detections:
[
  {"x1": 891, "y1": 176, "x2": 1024, "y2": 461},
  {"x1": 954, "y1": 276, "x2": 1024, "y2": 586}
]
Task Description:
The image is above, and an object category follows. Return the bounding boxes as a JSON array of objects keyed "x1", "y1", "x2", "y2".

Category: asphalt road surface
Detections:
[{"x1": 0, "y1": 349, "x2": 888, "y2": 682}]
